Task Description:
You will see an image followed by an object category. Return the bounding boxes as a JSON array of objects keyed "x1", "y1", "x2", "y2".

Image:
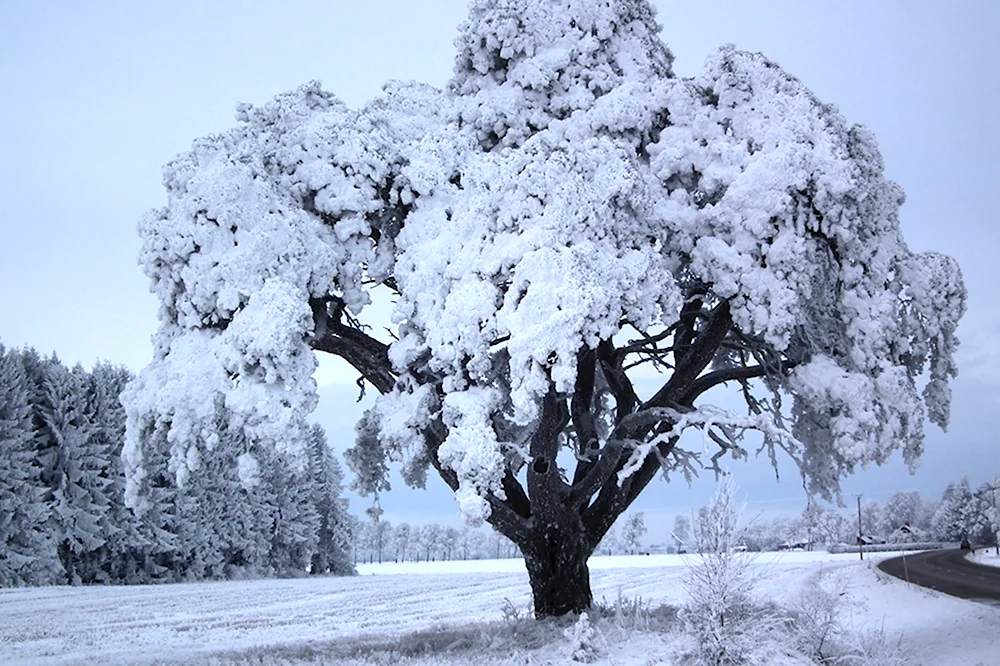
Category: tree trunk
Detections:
[{"x1": 520, "y1": 525, "x2": 594, "y2": 617}]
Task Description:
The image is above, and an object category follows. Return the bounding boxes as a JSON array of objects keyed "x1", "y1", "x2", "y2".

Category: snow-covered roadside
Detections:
[
  {"x1": 967, "y1": 548, "x2": 1000, "y2": 568},
  {"x1": 0, "y1": 553, "x2": 996, "y2": 665},
  {"x1": 826, "y1": 554, "x2": 1000, "y2": 666}
]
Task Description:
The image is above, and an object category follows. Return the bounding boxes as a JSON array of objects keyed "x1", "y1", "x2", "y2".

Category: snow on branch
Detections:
[{"x1": 616, "y1": 404, "x2": 802, "y2": 487}]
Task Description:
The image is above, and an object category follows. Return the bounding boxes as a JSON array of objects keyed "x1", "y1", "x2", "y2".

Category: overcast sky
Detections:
[{"x1": 2, "y1": 1, "x2": 998, "y2": 534}]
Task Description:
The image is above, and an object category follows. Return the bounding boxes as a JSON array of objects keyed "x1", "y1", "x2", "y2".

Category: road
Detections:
[{"x1": 878, "y1": 548, "x2": 1000, "y2": 602}]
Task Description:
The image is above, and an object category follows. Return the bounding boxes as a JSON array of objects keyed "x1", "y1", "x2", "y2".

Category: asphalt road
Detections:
[{"x1": 878, "y1": 548, "x2": 1000, "y2": 602}]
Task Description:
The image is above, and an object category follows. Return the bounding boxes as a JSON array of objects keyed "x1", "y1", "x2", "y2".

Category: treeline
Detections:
[
  {"x1": 0, "y1": 344, "x2": 354, "y2": 587},
  {"x1": 353, "y1": 510, "x2": 650, "y2": 564},
  {"x1": 671, "y1": 480, "x2": 999, "y2": 553},
  {"x1": 353, "y1": 518, "x2": 520, "y2": 564}
]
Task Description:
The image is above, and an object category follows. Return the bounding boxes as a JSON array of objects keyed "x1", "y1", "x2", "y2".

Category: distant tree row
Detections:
[
  {"x1": 352, "y1": 513, "x2": 521, "y2": 564},
  {"x1": 0, "y1": 344, "x2": 354, "y2": 587},
  {"x1": 352, "y1": 510, "x2": 652, "y2": 565},
  {"x1": 668, "y1": 479, "x2": 999, "y2": 553},
  {"x1": 357, "y1": 477, "x2": 1000, "y2": 565}
]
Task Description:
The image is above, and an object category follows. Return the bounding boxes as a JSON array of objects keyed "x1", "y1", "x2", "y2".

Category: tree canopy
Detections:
[{"x1": 124, "y1": 0, "x2": 965, "y2": 616}]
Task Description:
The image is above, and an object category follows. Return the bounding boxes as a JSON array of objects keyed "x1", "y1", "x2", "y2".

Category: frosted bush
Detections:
[
  {"x1": 682, "y1": 478, "x2": 786, "y2": 665},
  {"x1": 563, "y1": 612, "x2": 606, "y2": 663}
]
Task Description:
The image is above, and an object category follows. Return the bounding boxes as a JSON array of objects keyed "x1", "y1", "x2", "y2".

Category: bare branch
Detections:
[
  {"x1": 571, "y1": 348, "x2": 599, "y2": 485},
  {"x1": 309, "y1": 297, "x2": 396, "y2": 395},
  {"x1": 681, "y1": 365, "x2": 768, "y2": 403},
  {"x1": 645, "y1": 300, "x2": 733, "y2": 409},
  {"x1": 596, "y1": 339, "x2": 637, "y2": 422}
]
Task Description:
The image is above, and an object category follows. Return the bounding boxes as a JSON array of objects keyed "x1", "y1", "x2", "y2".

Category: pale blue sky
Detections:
[{"x1": 2, "y1": 1, "x2": 998, "y2": 534}]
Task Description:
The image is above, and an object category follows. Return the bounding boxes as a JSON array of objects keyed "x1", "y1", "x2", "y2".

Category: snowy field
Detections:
[{"x1": 1, "y1": 552, "x2": 998, "y2": 665}]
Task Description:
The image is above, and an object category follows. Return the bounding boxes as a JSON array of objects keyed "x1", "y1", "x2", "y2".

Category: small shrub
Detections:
[
  {"x1": 499, "y1": 597, "x2": 528, "y2": 624},
  {"x1": 787, "y1": 569, "x2": 851, "y2": 662},
  {"x1": 564, "y1": 612, "x2": 606, "y2": 663},
  {"x1": 682, "y1": 477, "x2": 786, "y2": 665},
  {"x1": 843, "y1": 623, "x2": 908, "y2": 666}
]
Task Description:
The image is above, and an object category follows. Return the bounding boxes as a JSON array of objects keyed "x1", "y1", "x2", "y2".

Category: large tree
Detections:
[{"x1": 123, "y1": 0, "x2": 965, "y2": 616}]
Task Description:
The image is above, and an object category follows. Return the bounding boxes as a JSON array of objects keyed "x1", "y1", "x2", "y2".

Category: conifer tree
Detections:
[
  {"x1": 931, "y1": 478, "x2": 987, "y2": 542},
  {"x1": 124, "y1": 422, "x2": 182, "y2": 582},
  {"x1": 41, "y1": 362, "x2": 118, "y2": 583},
  {"x1": 265, "y1": 448, "x2": 321, "y2": 575},
  {"x1": 306, "y1": 424, "x2": 354, "y2": 575},
  {"x1": 0, "y1": 346, "x2": 58, "y2": 585},
  {"x1": 86, "y1": 362, "x2": 148, "y2": 582}
]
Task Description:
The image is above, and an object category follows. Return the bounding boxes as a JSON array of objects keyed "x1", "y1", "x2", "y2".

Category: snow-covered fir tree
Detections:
[
  {"x1": 123, "y1": 0, "x2": 966, "y2": 616},
  {"x1": 0, "y1": 346, "x2": 59, "y2": 585},
  {"x1": 306, "y1": 424, "x2": 355, "y2": 575},
  {"x1": 931, "y1": 477, "x2": 991, "y2": 543},
  {"x1": 1, "y1": 344, "x2": 360, "y2": 586},
  {"x1": 40, "y1": 361, "x2": 119, "y2": 584},
  {"x1": 83, "y1": 362, "x2": 145, "y2": 582},
  {"x1": 265, "y1": 447, "x2": 322, "y2": 575}
]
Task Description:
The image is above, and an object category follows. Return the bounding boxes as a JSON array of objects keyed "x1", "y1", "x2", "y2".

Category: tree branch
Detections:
[
  {"x1": 596, "y1": 339, "x2": 636, "y2": 422},
  {"x1": 680, "y1": 364, "x2": 768, "y2": 403},
  {"x1": 645, "y1": 301, "x2": 732, "y2": 409},
  {"x1": 501, "y1": 469, "x2": 532, "y2": 519},
  {"x1": 579, "y1": 301, "x2": 733, "y2": 547},
  {"x1": 309, "y1": 297, "x2": 396, "y2": 395},
  {"x1": 571, "y1": 348, "x2": 599, "y2": 486},
  {"x1": 527, "y1": 385, "x2": 570, "y2": 525}
]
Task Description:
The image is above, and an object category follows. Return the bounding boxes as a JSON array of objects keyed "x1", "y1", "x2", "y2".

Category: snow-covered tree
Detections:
[
  {"x1": 41, "y1": 362, "x2": 119, "y2": 584},
  {"x1": 306, "y1": 425, "x2": 354, "y2": 575},
  {"x1": 391, "y1": 522, "x2": 412, "y2": 563},
  {"x1": 620, "y1": 512, "x2": 647, "y2": 555},
  {"x1": 418, "y1": 524, "x2": 445, "y2": 562},
  {"x1": 457, "y1": 527, "x2": 480, "y2": 560},
  {"x1": 972, "y1": 482, "x2": 998, "y2": 546},
  {"x1": 684, "y1": 478, "x2": 780, "y2": 665},
  {"x1": 594, "y1": 524, "x2": 620, "y2": 556},
  {"x1": 440, "y1": 526, "x2": 460, "y2": 560},
  {"x1": 741, "y1": 516, "x2": 792, "y2": 553},
  {"x1": 859, "y1": 500, "x2": 888, "y2": 541},
  {"x1": 171, "y1": 410, "x2": 275, "y2": 580},
  {"x1": 123, "y1": 0, "x2": 965, "y2": 616},
  {"x1": 486, "y1": 527, "x2": 518, "y2": 559},
  {"x1": 81, "y1": 361, "x2": 154, "y2": 582},
  {"x1": 931, "y1": 478, "x2": 990, "y2": 543},
  {"x1": 359, "y1": 500, "x2": 389, "y2": 564},
  {"x1": 0, "y1": 346, "x2": 59, "y2": 585},
  {"x1": 882, "y1": 490, "x2": 933, "y2": 541},
  {"x1": 986, "y1": 476, "x2": 1000, "y2": 550},
  {"x1": 798, "y1": 501, "x2": 848, "y2": 549},
  {"x1": 672, "y1": 514, "x2": 691, "y2": 553}
]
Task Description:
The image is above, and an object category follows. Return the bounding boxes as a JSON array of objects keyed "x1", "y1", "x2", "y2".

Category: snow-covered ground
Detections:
[
  {"x1": 968, "y1": 547, "x2": 1000, "y2": 568},
  {"x1": 0, "y1": 552, "x2": 997, "y2": 665}
]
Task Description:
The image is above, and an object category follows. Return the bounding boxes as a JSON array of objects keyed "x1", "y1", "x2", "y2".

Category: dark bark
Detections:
[{"x1": 521, "y1": 525, "x2": 594, "y2": 617}]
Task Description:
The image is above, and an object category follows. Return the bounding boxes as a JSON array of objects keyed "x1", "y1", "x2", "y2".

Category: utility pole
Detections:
[
  {"x1": 988, "y1": 483, "x2": 999, "y2": 556},
  {"x1": 856, "y1": 493, "x2": 864, "y2": 561}
]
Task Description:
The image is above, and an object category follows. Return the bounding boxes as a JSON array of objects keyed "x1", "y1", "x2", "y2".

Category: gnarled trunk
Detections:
[{"x1": 519, "y1": 523, "x2": 595, "y2": 617}]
